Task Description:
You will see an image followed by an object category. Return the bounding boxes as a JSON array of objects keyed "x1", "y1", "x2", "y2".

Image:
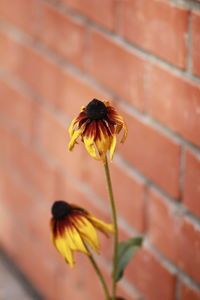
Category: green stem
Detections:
[
  {"x1": 86, "y1": 244, "x2": 110, "y2": 300},
  {"x1": 104, "y1": 157, "x2": 118, "y2": 300}
]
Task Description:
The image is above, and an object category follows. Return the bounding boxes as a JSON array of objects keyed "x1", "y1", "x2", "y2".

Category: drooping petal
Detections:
[
  {"x1": 114, "y1": 117, "x2": 127, "y2": 143},
  {"x1": 66, "y1": 226, "x2": 89, "y2": 255},
  {"x1": 53, "y1": 235, "x2": 74, "y2": 268},
  {"x1": 68, "y1": 118, "x2": 77, "y2": 138},
  {"x1": 95, "y1": 121, "x2": 111, "y2": 163},
  {"x1": 73, "y1": 216, "x2": 100, "y2": 252},
  {"x1": 109, "y1": 135, "x2": 117, "y2": 161},
  {"x1": 119, "y1": 121, "x2": 128, "y2": 143},
  {"x1": 68, "y1": 129, "x2": 83, "y2": 151},
  {"x1": 83, "y1": 136, "x2": 99, "y2": 160},
  {"x1": 88, "y1": 215, "x2": 114, "y2": 237},
  {"x1": 83, "y1": 121, "x2": 99, "y2": 160}
]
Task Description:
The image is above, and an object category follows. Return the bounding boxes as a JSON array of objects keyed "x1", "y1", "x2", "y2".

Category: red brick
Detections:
[
  {"x1": 56, "y1": 266, "x2": 90, "y2": 300},
  {"x1": 0, "y1": 0, "x2": 39, "y2": 36},
  {"x1": 61, "y1": 0, "x2": 116, "y2": 31},
  {"x1": 119, "y1": 0, "x2": 189, "y2": 68},
  {"x1": 57, "y1": 255, "x2": 111, "y2": 300},
  {"x1": 0, "y1": 34, "x2": 106, "y2": 114},
  {"x1": 119, "y1": 108, "x2": 181, "y2": 198},
  {"x1": 0, "y1": 171, "x2": 35, "y2": 225},
  {"x1": 0, "y1": 203, "x2": 58, "y2": 300},
  {"x1": 87, "y1": 30, "x2": 145, "y2": 111},
  {"x1": 55, "y1": 170, "x2": 92, "y2": 208},
  {"x1": 14, "y1": 145, "x2": 56, "y2": 200},
  {"x1": 147, "y1": 64, "x2": 200, "y2": 147},
  {"x1": 0, "y1": 79, "x2": 35, "y2": 138},
  {"x1": 148, "y1": 189, "x2": 180, "y2": 262},
  {"x1": 59, "y1": 73, "x2": 110, "y2": 118},
  {"x1": 180, "y1": 283, "x2": 200, "y2": 300},
  {"x1": 1, "y1": 170, "x2": 53, "y2": 253},
  {"x1": 0, "y1": 124, "x2": 56, "y2": 199},
  {"x1": 0, "y1": 32, "x2": 64, "y2": 107},
  {"x1": 126, "y1": 248, "x2": 176, "y2": 300},
  {"x1": 148, "y1": 189, "x2": 200, "y2": 283},
  {"x1": 183, "y1": 150, "x2": 200, "y2": 217},
  {"x1": 0, "y1": 31, "x2": 22, "y2": 71},
  {"x1": 111, "y1": 163, "x2": 146, "y2": 232},
  {"x1": 0, "y1": 32, "x2": 108, "y2": 113},
  {"x1": 0, "y1": 123, "x2": 13, "y2": 160},
  {"x1": 36, "y1": 105, "x2": 89, "y2": 179},
  {"x1": 84, "y1": 157, "x2": 146, "y2": 232},
  {"x1": 39, "y1": 3, "x2": 86, "y2": 68},
  {"x1": 192, "y1": 11, "x2": 200, "y2": 76},
  {"x1": 18, "y1": 50, "x2": 64, "y2": 108},
  {"x1": 118, "y1": 283, "x2": 141, "y2": 300}
]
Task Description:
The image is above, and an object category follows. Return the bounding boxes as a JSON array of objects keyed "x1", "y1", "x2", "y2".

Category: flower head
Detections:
[
  {"x1": 68, "y1": 99, "x2": 127, "y2": 163},
  {"x1": 50, "y1": 201, "x2": 113, "y2": 268}
]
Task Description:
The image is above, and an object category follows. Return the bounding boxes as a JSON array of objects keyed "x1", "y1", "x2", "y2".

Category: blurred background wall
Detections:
[{"x1": 0, "y1": 0, "x2": 200, "y2": 299}]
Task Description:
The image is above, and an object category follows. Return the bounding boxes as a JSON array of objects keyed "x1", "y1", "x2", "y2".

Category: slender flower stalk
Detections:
[
  {"x1": 85, "y1": 244, "x2": 110, "y2": 300},
  {"x1": 104, "y1": 157, "x2": 118, "y2": 299}
]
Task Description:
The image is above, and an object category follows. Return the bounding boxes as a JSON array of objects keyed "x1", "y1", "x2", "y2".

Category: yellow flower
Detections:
[
  {"x1": 68, "y1": 99, "x2": 127, "y2": 163},
  {"x1": 50, "y1": 201, "x2": 113, "y2": 268}
]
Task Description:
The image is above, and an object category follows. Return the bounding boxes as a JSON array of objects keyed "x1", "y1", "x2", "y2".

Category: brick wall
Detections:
[{"x1": 0, "y1": 0, "x2": 200, "y2": 299}]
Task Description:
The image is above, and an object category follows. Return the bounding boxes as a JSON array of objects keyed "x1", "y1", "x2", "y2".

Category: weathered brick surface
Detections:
[
  {"x1": 118, "y1": 0, "x2": 189, "y2": 68},
  {"x1": 180, "y1": 283, "x2": 200, "y2": 300},
  {"x1": 0, "y1": 1, "x2": 200, "y2": 299},
  {"x1": 148, "y1": 189, "x2": 200, "y2": 283},
  {"x1": 60, "y1": 0, "x2": 117, "y2": 31},
  {"x1": 0, "y1": 0, "x2": 39, "y2": 36},
  {"x1": 39, "y1": 3, "x2": 87, "y2": 68},
  {"x1": 146, "y1": 64, "x2": 200, "y2": 147},
  {"x1": 87, "y1": 30, "x2": 146, "y2": 111},
  {"x1": 119, "y1": 108, "x2": 181, "y2": 198},
  {"x1": 0, "y1": 79, "x2": 36, "y2": 139},
  {"x1": 192, "y1": 11, "x2": 200, "y2": 76},
  {"x1": 183, "y1": 150, "x2": 200, "y2": 217},
  {"x1": 126, "y1": 248, "x2": 176, "y2": 300}
]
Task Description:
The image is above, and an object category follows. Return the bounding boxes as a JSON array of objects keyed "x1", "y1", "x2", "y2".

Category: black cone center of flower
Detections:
[
  {"x1": 51, "y1": 201, "x2": 72, "y2": 220},
  {"x1": 86, "y1": 99, "x2": 107, "y2": 120}
]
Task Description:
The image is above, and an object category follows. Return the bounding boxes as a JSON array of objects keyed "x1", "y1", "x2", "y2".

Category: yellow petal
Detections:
[
  {"x1": 104, "y1": 101, "x2": 110, "y2": 107},
  {"x1": 109, "y1": 135, "x2": 117, "y2": 162},
  {"x1": 53, "y1": 236, "x2": 74, "y2": 268},
  {"x1": 66, "y1": 226, "x2": 89, "y2": 255},
  {"x1": 95, "y1": 124, "x2": 111, "y2": 161},
  {"x1": 83, "y1": 136, "x2": 99, "y2": 160},
  {"x1": 115, "y1": 121, "x2": 127, "y2": 144},
  {"x1": 88, "y1": 215, "x2": 114, "y2": 237},
  {"x1": 116, "y1": 124, "x2": 122, "y2": 134},
  {"x1": 68, "y1": 118, "x2": 77, "y2": 138},
  {"x1": 74, "y1": 216, "x2": 100, "y2": 252},
  {"x1": 68, "y1": 129, "x2": 83, "y2": 151},
  {"x1": 80, "y1": 105, "x2": 86, "y2": 112},
  {"x1": 120, "y1": 121, "x2": 128, "y2": 143}
]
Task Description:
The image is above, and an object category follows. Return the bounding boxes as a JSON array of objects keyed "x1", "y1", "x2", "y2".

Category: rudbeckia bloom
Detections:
[
  {"x1": 50, "y1": 201, "x2": 113, "y2": 268},
  {"x1": 68, "y1": 99, "x2": 127, "y2": 163}
]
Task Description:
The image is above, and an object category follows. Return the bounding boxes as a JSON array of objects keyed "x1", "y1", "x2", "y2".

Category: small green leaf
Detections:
[{"x1": 115, "y1": 237, "x2": 143, "y2": 282}]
